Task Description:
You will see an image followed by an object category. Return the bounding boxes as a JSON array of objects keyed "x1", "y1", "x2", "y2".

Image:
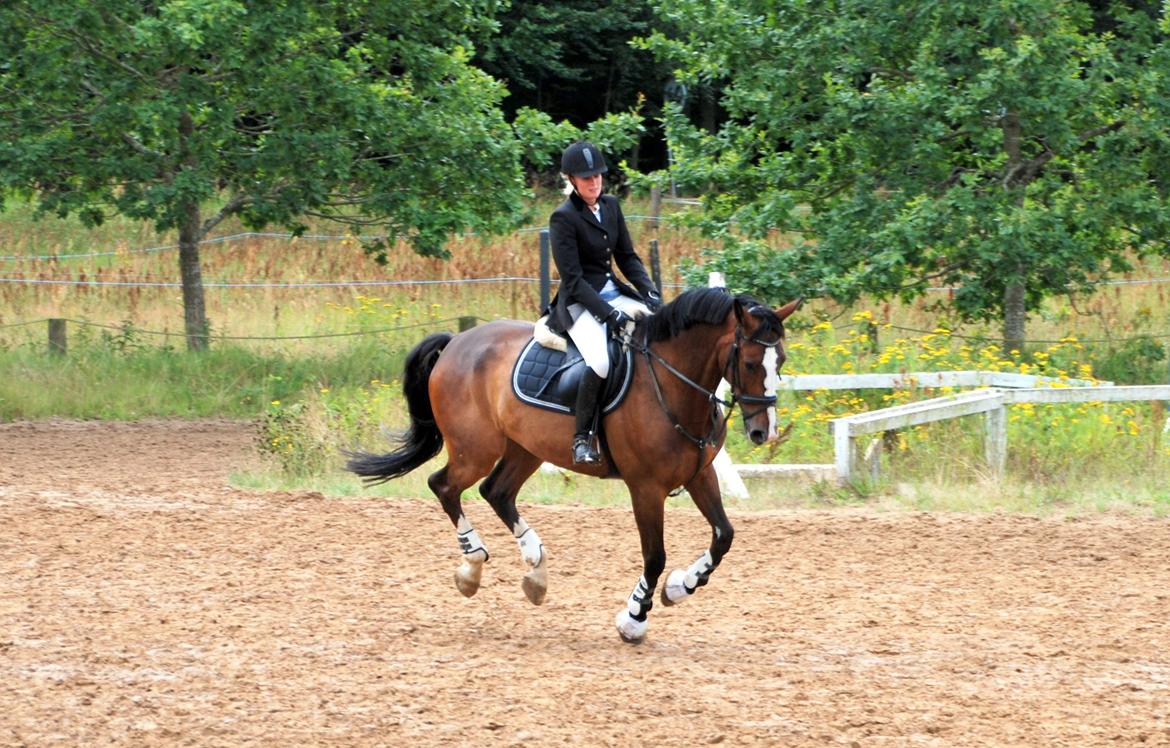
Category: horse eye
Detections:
[{"x1": 745, "y1": 361, "x2": 760, "y2": 373}]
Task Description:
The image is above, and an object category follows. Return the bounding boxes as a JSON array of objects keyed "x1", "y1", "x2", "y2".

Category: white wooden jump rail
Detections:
[
  {"x1": 715, "y1": 370, "x2": 1103, "y2": 496},
  {"x1": 778, "y1": 370, "x2": 1099, "y2": 391},
  {"x1": 831, "y1": 384, "x2": 1170, "y2": 485},
  {"x1": 709, "y1": 274, "x2": 1165, "y2": 494}
]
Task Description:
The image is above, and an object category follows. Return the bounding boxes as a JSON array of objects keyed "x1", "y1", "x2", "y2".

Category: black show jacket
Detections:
[{"x1": 546, "y1": 191, "x2": 657, "y2": 335}]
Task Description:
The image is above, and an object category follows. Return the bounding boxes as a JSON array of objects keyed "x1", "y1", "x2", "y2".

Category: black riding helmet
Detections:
[{"x1": 561, "y1": 141, "x2": 608, "y2": 177}]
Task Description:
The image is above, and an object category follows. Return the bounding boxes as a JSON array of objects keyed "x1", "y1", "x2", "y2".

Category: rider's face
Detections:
[{"x1": 571, "y1": 173, "x2": 603, "y2": 205}]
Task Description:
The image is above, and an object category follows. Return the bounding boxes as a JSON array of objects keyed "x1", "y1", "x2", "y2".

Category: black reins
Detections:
[{"x1": 625, "y1": 323, "x2": 781, "y2": 494}]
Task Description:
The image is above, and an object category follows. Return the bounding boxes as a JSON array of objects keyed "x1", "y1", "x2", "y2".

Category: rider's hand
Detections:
[
  {"x1": 605, "y1": 308, "x2": 633, "y2": 333},
  {"x1": 644, "y1": 290, "x2": 662, "y2": 312}
]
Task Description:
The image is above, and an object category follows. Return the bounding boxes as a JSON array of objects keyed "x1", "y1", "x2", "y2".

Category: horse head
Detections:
[{"x1": 729, "y1": 297, "x2": 801, "y2": 444}]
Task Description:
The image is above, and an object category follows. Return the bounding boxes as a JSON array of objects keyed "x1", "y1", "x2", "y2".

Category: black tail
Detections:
[{"x1": 345, "y1": 332, "x2": 453, "y2": 484}]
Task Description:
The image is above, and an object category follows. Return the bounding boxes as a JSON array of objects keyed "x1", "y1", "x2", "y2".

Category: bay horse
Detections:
[{"x1": 346, "y1": 287, "x2": 799, "y2": 642}]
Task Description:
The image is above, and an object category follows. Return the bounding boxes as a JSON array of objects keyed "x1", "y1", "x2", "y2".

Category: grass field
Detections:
[{"x1": 2, "y1": 194, "x2": 1169, "y2": 514}]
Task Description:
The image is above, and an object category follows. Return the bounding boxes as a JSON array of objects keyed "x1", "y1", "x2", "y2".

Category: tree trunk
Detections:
[
  {"x1": 178, "y1": 198, "x2": 209, "y2": 351},
  {"x1": 176, "y1": 107, "x2": 208, "y2": 351},
  {"x1": 1002, "y1": 281, "x2": 1026, "y2": 356},
  {"x1": 1000, "y1": 111, "x2": 1027, "y2": 355}
]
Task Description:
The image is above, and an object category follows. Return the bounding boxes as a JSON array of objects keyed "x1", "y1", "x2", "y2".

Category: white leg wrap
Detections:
[
  {"x1": 663, "y1": 568, "x2": 692, "y2": 604},
  {"x1": 456, "y1": 514, "x2": 488, "y2": 562},
  {"x1": 685, "y1": 550, "x2": 714, "y2": 588},
  {"x1": 626, "y1": 575, "x2": 652, "y2": 617},
  {"x1": 513, "y1": 518, "x2": 545, "y2": 568},
  {"x1": 665, "y1": 550, "x2": 714, "y2": 603},
  {"x1": 614, "y1": 575, "x2": 653, "y2": 641}
]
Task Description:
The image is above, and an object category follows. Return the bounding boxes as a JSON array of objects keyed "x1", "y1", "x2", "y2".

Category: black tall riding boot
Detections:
[{"x1": 572, "y1": 369, "x2": 605, "y2": 464}]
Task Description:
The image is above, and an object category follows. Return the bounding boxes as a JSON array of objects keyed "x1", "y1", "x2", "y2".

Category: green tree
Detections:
[
  {"x1": 644, "y1": 0, "x2": 1170, "y2": 351},
  {"x1": 0, "y1": 0, "x2": 526, "y2": 350}
]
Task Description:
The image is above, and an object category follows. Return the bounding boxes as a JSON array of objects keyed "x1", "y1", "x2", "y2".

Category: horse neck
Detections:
[{"x1": 651, "y1": 323, "x2": 730, "y2": 395}]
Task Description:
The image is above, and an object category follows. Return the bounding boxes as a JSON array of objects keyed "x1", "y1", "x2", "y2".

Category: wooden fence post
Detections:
[
  {"x1": 648, "y1": 185, "x2": 662, "y2": 230},
  {"x1": 539, "y1": 229, "x2": 550, "y2": 312},
  {"x1": 984, "y1": 405, "x2": 1007, "y2": 480},
  {"x1": 48, "y1": 318, "x2": 67, "y2": 355},
  {"x1": 649, "y1": 239, "x2": 662, "y2": 299},
  {"x1": 863, "y1": 319, "x2": 880, "y2": 354},
  {"x1": 834, "y1": 419, "x2": 857, "y2": 484}
]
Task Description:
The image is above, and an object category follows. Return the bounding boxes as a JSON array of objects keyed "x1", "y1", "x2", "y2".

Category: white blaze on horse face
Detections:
[{"x1": 763, "y1": 346, "x2": 780, "y2": 440}]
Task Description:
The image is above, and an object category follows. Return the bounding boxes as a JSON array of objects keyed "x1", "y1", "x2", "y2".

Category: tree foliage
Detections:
[
  {"x1": 0, "y1": 0, "x2": 529, "y2": 348},
  {"x1": 644, "y1": 0, "x2": 1170, "y2": 348}
]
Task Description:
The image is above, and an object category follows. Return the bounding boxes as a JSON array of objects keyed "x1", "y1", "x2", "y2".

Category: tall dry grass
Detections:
[
  {"x1": 0, "y1": 195, "x2": 709, "y2": 351},
  {"x1": 4, "y1": 193, "x2": 1169, "y2": 352}
]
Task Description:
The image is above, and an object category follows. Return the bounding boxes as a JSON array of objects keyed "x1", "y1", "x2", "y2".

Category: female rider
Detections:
[{"x1": 546, "y1": 141, "x2": 662, "y2": 464}]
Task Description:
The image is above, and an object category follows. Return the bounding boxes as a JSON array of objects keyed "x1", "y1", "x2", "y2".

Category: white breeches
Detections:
[{"x1": 567, "y1": 294, "x2": 650, "y2": 378}]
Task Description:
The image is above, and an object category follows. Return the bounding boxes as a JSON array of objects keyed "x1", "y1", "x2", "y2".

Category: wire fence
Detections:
[
  {"x1": 0, "y1": 316, "x2": 485, "y2": 341},
  {"x1": 4, "y1": 313, "x2": 1170, "y2": 347},
  {"x1": 0, "y1": 275, "x2": 546, "y2": 288},
  {"x1": 2, "y1": 225, "x2": 1170, "y2": 345}
]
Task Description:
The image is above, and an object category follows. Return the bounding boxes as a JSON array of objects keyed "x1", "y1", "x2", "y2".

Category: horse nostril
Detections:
[{"x1": 749, "y1": 429, "x2": 766, "y2": 445}]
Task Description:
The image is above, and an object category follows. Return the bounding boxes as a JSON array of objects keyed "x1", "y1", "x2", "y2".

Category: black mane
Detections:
[{"x1": 643, "y1": 287, "x2": 782, "y2": 343}]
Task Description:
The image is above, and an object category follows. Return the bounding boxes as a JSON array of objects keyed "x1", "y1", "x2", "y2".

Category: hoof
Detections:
[
  {"x1": 454, "y1": 559, "x2": 483, "y2": 598},
  {"x1": 660, "y1": 568, "x2": 691, "y2": 607},
  {"x1": 521, "y1": 562, "x2": 547, "y2": 605},
  {"x1": 521, "y1": 574, "x2": 547, "y2": 605},
  {"x1": 615, "y1": 609, "x2": 648, "y2": 644}
]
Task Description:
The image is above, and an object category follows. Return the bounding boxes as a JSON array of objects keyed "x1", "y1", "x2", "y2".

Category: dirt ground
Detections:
[{"x1": 2, "y1": 419, "x2": 1169, "y2": 747}]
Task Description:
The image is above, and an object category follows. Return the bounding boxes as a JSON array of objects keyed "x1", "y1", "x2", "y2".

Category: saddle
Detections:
[{"x1": 511, "y1": 334, "x2": 634, "y2": 415}]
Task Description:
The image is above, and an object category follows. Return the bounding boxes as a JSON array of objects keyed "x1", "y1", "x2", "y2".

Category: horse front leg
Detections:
[
  {"x1": 616, "y1": 487, "x2": 667, "y2": 643},
  {"x1": 661, "y1": 464, "x2": 734, "y2": 606}
]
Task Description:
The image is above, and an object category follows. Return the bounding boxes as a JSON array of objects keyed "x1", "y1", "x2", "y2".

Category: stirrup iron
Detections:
[{"x1": 572, "y1": 433, "x2": 600, "y2": 464}]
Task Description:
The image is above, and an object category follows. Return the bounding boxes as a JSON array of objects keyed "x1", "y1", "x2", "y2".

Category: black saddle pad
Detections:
[{"x1": 511, "y1": 337, "x2": 634, "y2": 415}]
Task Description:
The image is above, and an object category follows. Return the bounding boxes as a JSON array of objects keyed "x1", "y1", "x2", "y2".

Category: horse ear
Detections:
[
  {"x1": 734, "y1": 299, "x2": 768, "y2": 325},
  {"x1": 774, "y1": 297, "x2": 803, "y2": 321},
  {"x1": 733, "y1": 298, "x2": 750, "y2": 324}
]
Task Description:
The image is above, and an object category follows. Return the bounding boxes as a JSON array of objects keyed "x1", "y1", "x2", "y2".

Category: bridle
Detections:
[
  {"x1": 627, "y1": 319, "x2": 782, "y2": 493},
  {"x1": 729, "y1": 326, "x2": 783, "y2": 423}
]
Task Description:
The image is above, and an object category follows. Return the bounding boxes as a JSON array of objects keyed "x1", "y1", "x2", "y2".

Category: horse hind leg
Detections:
[
  {"x1": 428, "y1": 465, "x2": 490, "y2": 598},
  {"x1": 479, "y1": 446, "x2": 546, "y2": 605}
]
